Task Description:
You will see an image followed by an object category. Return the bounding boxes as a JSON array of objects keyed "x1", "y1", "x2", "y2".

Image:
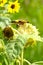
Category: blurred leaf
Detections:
[{"x1": 32, "y1": 61, "x2": 43, "y2": 65}]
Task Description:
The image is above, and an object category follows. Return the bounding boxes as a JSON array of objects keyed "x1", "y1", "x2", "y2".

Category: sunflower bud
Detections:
[
  {"x1": 3, "y1": 26, "x2": 14, "y2": 38},
  {"x1": 24, "y1": 38, "x2": 36, "y2": 47}
]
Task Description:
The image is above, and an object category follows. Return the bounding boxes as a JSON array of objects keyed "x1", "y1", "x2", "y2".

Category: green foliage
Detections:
[{"x1": 0, "y1": 0, "x2": 43, "y2": 65}]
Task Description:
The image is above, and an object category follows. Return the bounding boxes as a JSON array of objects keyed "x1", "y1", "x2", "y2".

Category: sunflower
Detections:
[
  {"x1": 0, "y1": 0, "x2": 7, "y2": 7},
  {"x1": 7, "y1": 0, "x2": 20, "y2": 13},
  {"x1": 18, "y1": 21, "x2": 43, "y2": 47}
]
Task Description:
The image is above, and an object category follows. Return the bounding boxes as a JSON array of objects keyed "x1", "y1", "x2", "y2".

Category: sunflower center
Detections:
[
  {"x1": 3, "y1": 27, "x2": 14, "y2": 38},
  {"x1": 11, "y1": 4, "x2": 15, "y2": 9}
]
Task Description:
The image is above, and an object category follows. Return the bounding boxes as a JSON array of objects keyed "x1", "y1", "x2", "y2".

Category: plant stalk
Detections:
[{"x1": 21, "y1": 49, "x2": 24, "y2": 65}]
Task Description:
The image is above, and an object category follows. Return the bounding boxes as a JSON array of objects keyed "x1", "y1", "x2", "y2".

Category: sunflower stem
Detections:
[
  {"x1": 21, "y1": 49, "x2": 24, "y2": 65},
  {"x1": 24, "y1": 59, "x2": 31, "y2": 65}
]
